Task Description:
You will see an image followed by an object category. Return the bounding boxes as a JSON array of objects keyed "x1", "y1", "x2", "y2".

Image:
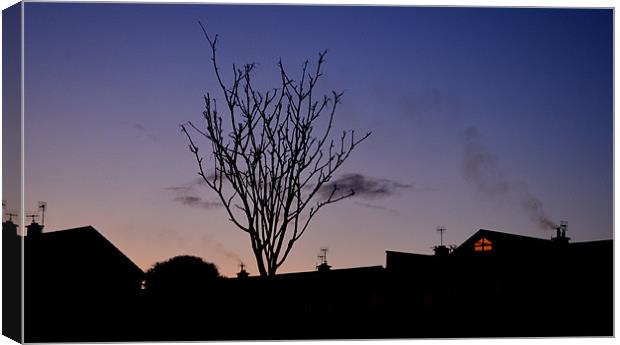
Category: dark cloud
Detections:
[
  {"x1": 167, "y1": 179, "x2": 221, "y2": 210},
  {"x1": 461, "y1": 127, "x2": 557, "y2": 231},
  {"x1": 173, "y1": 196, "x2": 221, "y2": 210},
  {"x1": 320, "y1": 173, "x2": 412, "y2": 200}
]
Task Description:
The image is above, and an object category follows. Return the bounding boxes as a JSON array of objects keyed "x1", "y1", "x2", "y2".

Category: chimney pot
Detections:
[
  {"x1": 2, "y1": 219, "x2": 19, "y2": 237},
  {"x1": 317, "y1": 262, "x2": 331, "y2": 272},
  {"x1": 26, "y1": 221, "x2": 43, "y2": 236}
]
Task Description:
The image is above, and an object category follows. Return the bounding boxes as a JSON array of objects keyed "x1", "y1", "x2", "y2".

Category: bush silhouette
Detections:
[{"x1": 143, "y1": 255, "x2": 221, "y2": 296}]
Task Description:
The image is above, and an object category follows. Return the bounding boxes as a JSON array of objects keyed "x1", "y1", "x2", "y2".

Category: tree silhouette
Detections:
[
  {"x1": 181, "y1": 23, "x2": 370, "y2": 276},
  {"x1": 143, "y1": 255, "x2": 221, "y2": 295}
]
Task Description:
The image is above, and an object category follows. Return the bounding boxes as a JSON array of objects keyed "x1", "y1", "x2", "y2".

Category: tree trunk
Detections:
[{"x1": 250, "y1": 235, "x2": 268, "y2": 276}]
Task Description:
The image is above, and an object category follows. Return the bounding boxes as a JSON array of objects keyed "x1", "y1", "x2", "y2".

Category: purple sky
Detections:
[{"x1": 11, "y1": 4, "x2": 612, "y2": 277}]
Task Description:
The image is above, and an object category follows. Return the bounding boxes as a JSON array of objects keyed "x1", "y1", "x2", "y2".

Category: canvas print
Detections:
[{"x1": 2, "y1": 2, "x2": 613, "y2": 342}]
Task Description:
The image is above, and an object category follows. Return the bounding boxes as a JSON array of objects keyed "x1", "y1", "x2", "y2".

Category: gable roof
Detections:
[
  {"x1": 26, "y1": 225, "x2": 144, "y2": 287},
  {"x1": 451, "y1": 228, "x2": 553, "y2": 257}
]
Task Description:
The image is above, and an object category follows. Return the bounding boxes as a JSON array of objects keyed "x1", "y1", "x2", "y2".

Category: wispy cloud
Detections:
[
  {"x1": 374, "y1": 86, "x2": 461, "y2": 121},
  {"x1": 355, "y1": 201, "x2": 400, "y2": 216},
  {"x1": 173, "y1": 196, "x2": 221, "y2": 210},
  {"x1": 354, "y1": 201, "x2": 387, "y2": 210},
  {"x1": 167, "y1": 178, "x2": 221, "y2": 210},
  {"x1": 319, "y1": 173, "x2": 412, "y2": 200},
  {"x1": 399, "y1": 88, "x2": 461, "y2": 120},
  {"x1": 127, "y1": 121, "x2": 162, "y2": 145}
]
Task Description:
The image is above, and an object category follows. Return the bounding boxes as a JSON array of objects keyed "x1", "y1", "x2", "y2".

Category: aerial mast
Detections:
[
  {"x1": 433, "y1": 226, "x2": 452, "y2": 257},
  {"x1": 316, "y1": 247, "x2": 331, "y2": 272},
  {"x1": 437, "y1": 226, "x2": 446, "y2": 246},
  {"x1": 38, "y1": 201, "x2": 47, "y2": 226}
]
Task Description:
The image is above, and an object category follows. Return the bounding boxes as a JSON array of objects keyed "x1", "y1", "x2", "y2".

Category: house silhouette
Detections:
[
  {"x1": 3, "y1": 219, "x2": 612, "y2": 341},
  {"x1": 214, "y1": 265, "x2": 388, "y2": 340},
  {"x1": 2, "y1": 220, "x2": 145, "y2": 342},
  {"x1": 385, "y1": 228, "x2": 613, "y2": 337},
  {"x1": 2, "y1": 219, "x2": 21, "y2": 343}
]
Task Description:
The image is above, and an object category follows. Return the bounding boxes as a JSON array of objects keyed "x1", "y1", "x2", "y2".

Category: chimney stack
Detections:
[
  {"x1": 433, "y1": 245, "x2": 450, "y2": 257},
  {"x1": 316, "y1": 247, "x2": 331, "y2": 272},
  {"x1": 2, "y1": 218, "x2": 19, "y2": 237},
  {"x1": 26, "y1": 218, "x2": 43, "y2": 237},
  {"x1": 316, "y1": 262, "x2": 332, "y2": 272},
  {"x1": 433, "y1": 227, "x2": 452, "y2": 257},
  {"x1": 236, "y1": 263, "x2": 249, "y2": 279},
  {"x1": 551, "y1": 221, "x2": 570, "y2": 246}
]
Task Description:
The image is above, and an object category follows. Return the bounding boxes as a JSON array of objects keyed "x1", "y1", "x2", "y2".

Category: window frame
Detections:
[{"x1": 474, "y1": 237, "x2": 493, "y2": 253}]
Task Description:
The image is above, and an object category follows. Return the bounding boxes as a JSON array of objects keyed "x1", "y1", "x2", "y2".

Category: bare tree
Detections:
[{"x1": 181, "y1": 23, "x2": 370, "y2": 276}]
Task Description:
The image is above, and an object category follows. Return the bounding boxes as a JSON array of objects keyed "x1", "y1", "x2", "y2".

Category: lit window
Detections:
[{"x1": 474, "y1": 237, "x2": 492, "y2": 252}]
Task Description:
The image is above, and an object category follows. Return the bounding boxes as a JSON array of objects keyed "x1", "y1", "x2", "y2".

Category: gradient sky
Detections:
[{"x1": 13, "y1": 4, "x2": 612, "y2": 277}]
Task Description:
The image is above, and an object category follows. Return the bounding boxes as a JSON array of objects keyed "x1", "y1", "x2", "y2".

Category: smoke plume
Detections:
[
  {"x1": 213, "y1": 242, "x2": 242, "y2": 264},
  {"x1": 200, "y1": 235, "x2": 243, "y2": 267},
  {"x1": 519, "y1": 190, "x2": 558, "y2": 230},
  {"x1": 462, "y1": 127, "x2": 557, "y2": 231}
]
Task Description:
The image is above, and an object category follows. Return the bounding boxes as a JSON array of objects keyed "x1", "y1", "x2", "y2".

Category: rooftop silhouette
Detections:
[{"x1": 4, "y1": 219, "x2": 612, "y2": 342}]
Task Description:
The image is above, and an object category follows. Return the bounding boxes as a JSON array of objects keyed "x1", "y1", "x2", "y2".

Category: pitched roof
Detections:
[
  {"x1": 26, "y1": 225, "x2": 144, "y2": 285},
  {"x1": 451, "y1": 228, "x2": 553, "y2": 257}
]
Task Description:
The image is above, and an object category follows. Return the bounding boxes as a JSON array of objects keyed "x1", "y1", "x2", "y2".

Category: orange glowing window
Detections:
[{"x1": 474, "y1": 237, "x2": 493, "y2": 252}]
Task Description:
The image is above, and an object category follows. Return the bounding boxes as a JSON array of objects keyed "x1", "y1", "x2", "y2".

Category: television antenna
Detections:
[
  {"x1": 433, "y1": 227, "x2": 456, "y2": 256},
  {"x1": 236, "y1": 262, "x2": 250, "y2": 278},
  {"x1": 26, "y1": 213, "x2": 39, "y2": 224},
  {"x1": 317, "y1": 247, "x2": 329, "y2": 265},
  {"x1": 38, "y1": 201, "x2": 47, "y2": 225},
  {"x1": 4, "y1": 212, "x2": 18, "y2": 222},
  {"x1": 436, "y1": 227, "x2": 446, "y2": 246},
  {"x1": 2, "y1": 200, "x2": 9, "y2": 221}
]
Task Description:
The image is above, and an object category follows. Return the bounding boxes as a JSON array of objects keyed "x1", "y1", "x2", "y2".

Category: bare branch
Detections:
[{"x1": 182, "y1": 24, "x2": 371, "y2": 276}]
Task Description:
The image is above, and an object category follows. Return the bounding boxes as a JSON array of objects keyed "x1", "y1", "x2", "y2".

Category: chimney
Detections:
[
  {"x1": 236, "y1": 263, "x2": 249, "y2": 279},
  {"x1": 2, "y1": 219, "x2": 19, "y2": 237},
  {"x1": 26, "y1": 220, "x2": 43, "y2": 237},
  {"x1": 316, "y1": 262, "x2": 332, "y2": 272},
  {"x1": 316, "y1": 247, "x2": 331, "y2": 272},
  {"x1": 433, "y1": 227, "x2": 451, "y2": 257},
  {"x1": 433, "y1": 245, "x2": 450, "y2": 257},
  {"x1": 551, "y1": 221, "x2": 570, "y2": 246}
]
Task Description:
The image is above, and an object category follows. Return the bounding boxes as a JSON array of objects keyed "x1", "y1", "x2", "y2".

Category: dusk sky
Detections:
[{"x1": 11, "y1": 3, "x2": 612, "y2": 277}]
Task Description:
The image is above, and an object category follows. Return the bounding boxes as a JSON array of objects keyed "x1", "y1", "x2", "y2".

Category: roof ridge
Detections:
[
  {"x1": 476, "y1": 228, "x2": 551, "y2": 241},
  {"x1": 32, "y1": 225, "x2": 143, "y2": 275}
]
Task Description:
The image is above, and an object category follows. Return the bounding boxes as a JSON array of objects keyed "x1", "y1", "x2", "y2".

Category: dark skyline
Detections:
[{"x1": 6, "y1": 3, "x2": 613, "y2": 277}]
